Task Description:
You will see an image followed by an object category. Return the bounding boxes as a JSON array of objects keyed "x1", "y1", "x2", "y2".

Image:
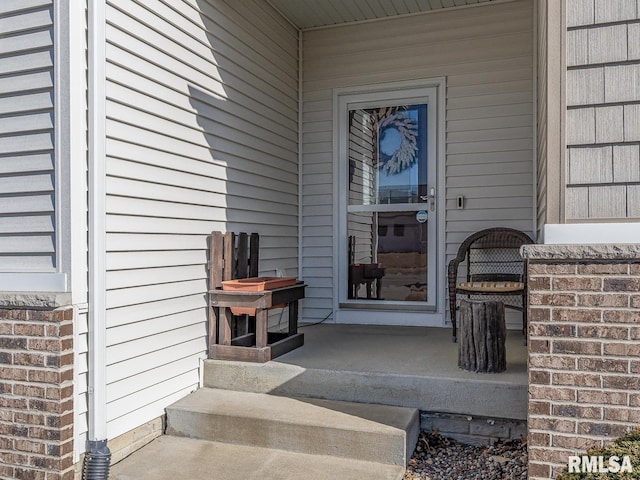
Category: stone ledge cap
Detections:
[
  {"x1": 521, "y1": 244, "x2": 640, "y2": 261},
  {"x1": 0, "y1": 292, "x2": 72, "y2": 309}
]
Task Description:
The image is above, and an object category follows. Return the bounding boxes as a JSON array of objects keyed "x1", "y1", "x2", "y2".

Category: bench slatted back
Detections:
[{"x1": 209, "y1": 231, "x2": 260, "y2": 290}]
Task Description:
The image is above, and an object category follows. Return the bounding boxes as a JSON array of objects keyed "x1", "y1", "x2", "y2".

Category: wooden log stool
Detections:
[{"x1": 457, "y1": 299, "x2": 506, "y2": 373}]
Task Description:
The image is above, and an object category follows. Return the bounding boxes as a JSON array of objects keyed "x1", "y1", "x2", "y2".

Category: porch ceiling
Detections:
[{"x1": 267, "y1": 0, "x2": 498, "y2": 30}]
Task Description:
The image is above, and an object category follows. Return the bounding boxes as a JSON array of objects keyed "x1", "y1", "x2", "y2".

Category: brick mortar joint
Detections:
[
  {"x1": 531, "y1": 340, "x2": 629, "y2": 345},
  {"x1": 0, "y1": 351, "x2": 75, "y2": 359},
  {"x1": 3, "y1": 382, "x2": 75, "y2": 392},
  {"x1": 528, "y1": 446, "x2": 583, "y2": 451},
  {"x1": 0, "y1": 317, "x2": 75, "y2": 323},
  {"x1": 530, "y1": 355, "x2": 630, "y2": 361},
  {"x1": 550, "y1": 433, "x2": 613, "y2": 441},
  {"x1": 529, "y1": 314, "x2": 638, "y2": 316},
  {"x1": 534, "y1": 399, "x2": 635, "y2": 407}
]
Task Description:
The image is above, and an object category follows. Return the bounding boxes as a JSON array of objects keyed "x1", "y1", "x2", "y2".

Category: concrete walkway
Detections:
[
  {"x1": 111, "y1": 387, "x2": 418, "y2": 480},
  {"x1": 110, "y1": 436, "x2": 405, "y2": 480}
]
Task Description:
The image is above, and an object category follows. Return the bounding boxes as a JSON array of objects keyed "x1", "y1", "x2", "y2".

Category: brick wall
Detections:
[
  {"x1": 0, "y1": 295, "x2": 74, "y2": 480},
  {"x1": 523, "y1": 245, "x2": 640, "y2": 479}
]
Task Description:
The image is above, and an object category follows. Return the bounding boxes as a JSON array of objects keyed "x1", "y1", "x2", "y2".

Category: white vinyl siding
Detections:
[
  {"x1": 103, "y1": 0, "x2": 298, "y2": 439},
  {"x1": 0, "y1": 1, "x2": 55, "y2": 271},
  {"x1": 74, "y1": 309, "x2": 89, "y2": 457},
  {"x1": 301, "y1": 0, "x2": 534, "y2": 322}
]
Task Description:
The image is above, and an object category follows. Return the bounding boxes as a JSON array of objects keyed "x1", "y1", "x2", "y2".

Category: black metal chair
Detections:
[{"x1": 448, "y1": 227, "x2": 534, "y2": 342}]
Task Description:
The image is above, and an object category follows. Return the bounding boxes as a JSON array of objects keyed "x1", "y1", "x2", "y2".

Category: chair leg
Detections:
[
  {"x1": 449, "y1": 292, "x2": 457, "y2": 342},
  {"x1": 522, "y1": 293, "x2": 528, "y2": 345}
]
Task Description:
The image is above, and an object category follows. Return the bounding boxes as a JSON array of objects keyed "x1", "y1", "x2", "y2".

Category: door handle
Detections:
[{"x1": 420, "y1": 188, "x2": 436, "y2": 211}]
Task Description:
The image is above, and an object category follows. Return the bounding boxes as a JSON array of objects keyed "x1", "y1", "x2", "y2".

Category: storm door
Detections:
[{"x1": 336, "y1": 85, "x2": 441, "y2": 323}]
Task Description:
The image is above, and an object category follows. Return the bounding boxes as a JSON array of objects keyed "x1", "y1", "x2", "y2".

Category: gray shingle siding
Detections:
[{"x1": 565, "y1": 0, "x2": 640, "y2": 219}]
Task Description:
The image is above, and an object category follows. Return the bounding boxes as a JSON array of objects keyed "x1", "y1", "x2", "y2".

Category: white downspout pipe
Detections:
[
  {"x1": 297, "y1": 30, "x2": 303, "y2": 280},
  {"x1": 85, "y1": 0, "x2": 110, "y2": 476}
]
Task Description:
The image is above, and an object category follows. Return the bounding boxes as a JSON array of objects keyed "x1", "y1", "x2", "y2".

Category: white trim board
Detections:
[
  {"x1": 544, "y1": 223, "x2": 640, "y2": 244},
  {"x1": 335, "y1": 310, "x2": 443, "y2": 327},
  {"x1": 0, "y1": 273, "x2": 67, "y2": 292},
  {"x1": 87, "y1": 0, "x2": 108, "y2": 444}
]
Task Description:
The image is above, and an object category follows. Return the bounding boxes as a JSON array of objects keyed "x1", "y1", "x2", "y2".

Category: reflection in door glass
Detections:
[
  {"x1": 347, "y1": 212, "x2": 428, "y2": 302},
  {"x1": 347, "y1": 103, "x2": 430, "y2": 303},
  {"x1": 348, "y1": 104, "x2": 428, "y2": 206}
]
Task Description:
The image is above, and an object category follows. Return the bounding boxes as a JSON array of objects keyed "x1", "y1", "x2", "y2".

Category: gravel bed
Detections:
[{"x1": 404, "y1": 432, "x2": 528, "y2": 480}]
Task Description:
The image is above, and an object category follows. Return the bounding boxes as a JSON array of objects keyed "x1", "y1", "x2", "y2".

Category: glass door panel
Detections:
[
  {"x1": 348, "y1": 105, "x2": 428, "y2": 206},
  {"x1": 345, "y1": 100, "x2": 436, "y2": 309}
]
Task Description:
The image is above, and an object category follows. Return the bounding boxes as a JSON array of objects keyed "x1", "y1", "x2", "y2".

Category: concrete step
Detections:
[
  {"x1": 110, "y1": 436, "x2": 405, "y2": 480},
  {"x1": 202, "y1": 358, "x2": 527, "y2": 420},
  {"x1": 166, "y1": 387, "x2": 419, "y2": 466}
]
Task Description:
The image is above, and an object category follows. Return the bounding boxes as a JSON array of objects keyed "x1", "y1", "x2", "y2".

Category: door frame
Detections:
[{"x1": 332, "y1": 78, "x2": 447, "y2": 326}]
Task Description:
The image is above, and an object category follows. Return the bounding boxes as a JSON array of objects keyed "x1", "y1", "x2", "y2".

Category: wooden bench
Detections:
[{"x1": 208, "y1": 231, "x2": 305, "y2": 363}]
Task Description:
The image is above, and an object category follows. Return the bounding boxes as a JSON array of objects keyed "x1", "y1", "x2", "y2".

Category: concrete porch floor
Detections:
[
  {"x1": 204, "y1": 324, "x2": 528, "y2": 420},
  {"x1": 283, "y1": 323, "x2": 527, "y2": 380}
]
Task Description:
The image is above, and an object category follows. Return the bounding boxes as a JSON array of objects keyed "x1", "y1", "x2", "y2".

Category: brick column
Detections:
[
  {"x1": 0, "y1": 294, "x2": 74, "y2": 480},
  {"x1": 522, "y1": 245, "x2": 640, "y2": 479}
]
